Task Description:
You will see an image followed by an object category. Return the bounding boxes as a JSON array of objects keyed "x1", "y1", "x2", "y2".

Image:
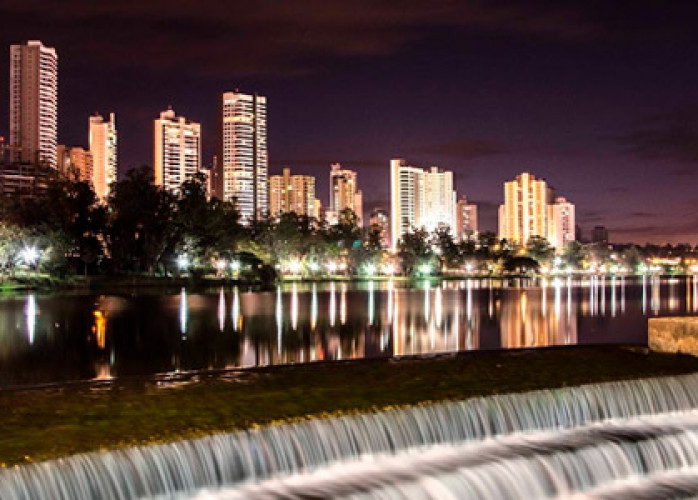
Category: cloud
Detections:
[
  {"x1": 610, "y1": 105, "x2": 698, "y2": 163},
  {"x1": 0, "y1": 1, "x2": 605, "y2": 78},
  {"x1": 409, "y1": 138, "x2": 507, "y2": 160}
]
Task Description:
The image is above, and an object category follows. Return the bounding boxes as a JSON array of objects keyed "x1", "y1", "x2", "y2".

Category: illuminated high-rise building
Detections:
[
  {"x1": 268, "y1": 167, "x2": 317, "y2": 218},
  {"x1": 89, "y1": 112, "x2": 117, "y2": 200},
  {"x1": 547, "y1": 197, "x2": 576, "y2": 251},
  {"x1": 390, "y1": 159, "x2": 457, "y2": 250},
  {"x1": 217, "y1": 91, "x2": 268, "y2": 223},
  {"x1": 56, "y1": 145, "x2": 93, "y2": 182},
  {"x1": 153, "y1": 108, "x2": 201, "y2": 193},
  {"x1": 456, "y1": 196, "x2": 478, "y2": 240},
  {"x1": 9, "y1": 40, "x2": 58, "y2": 168},
  {"x1": 328, "y1": 163, "x2": 363, "y2": 225},
  {"x1": 498, "y1": 172, "x2": 550, "y2": 245}
]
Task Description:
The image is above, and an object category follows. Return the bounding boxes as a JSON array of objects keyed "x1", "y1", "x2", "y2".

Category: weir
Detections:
[{"x1": 3, "y1": 374, "x2": 698, "y2": 499}]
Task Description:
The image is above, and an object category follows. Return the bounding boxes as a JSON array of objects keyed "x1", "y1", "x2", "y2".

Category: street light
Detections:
[
  {"x1": 21, "y1": 246, "x2": 39, "y2": 267},
  {"x1": 177, "y1": 254, "x2": 189, "y2": 271}
]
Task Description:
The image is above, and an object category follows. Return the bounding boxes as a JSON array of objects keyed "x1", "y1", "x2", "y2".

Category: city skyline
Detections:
[{"x1": 2, "y1": 3, "x2": 698, "y2": 243}]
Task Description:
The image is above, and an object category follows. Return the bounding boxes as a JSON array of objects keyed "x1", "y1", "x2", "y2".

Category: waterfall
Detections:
[{"x1": 3, "y1": 374, "x2": 698, "y2": 500}]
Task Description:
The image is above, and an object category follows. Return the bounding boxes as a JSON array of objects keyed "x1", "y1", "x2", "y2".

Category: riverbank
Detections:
[{"x1": 2, "y1": 346, "x2": 698, "y2": 467}]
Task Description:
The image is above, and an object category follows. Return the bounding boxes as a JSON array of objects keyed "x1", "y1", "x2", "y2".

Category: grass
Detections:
[{"x1": 2, "y1": 346, "x2": 698, "y2": 466}]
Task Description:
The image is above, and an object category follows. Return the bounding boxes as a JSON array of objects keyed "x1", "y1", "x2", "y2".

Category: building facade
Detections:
[
  {"x1": 456, "y1": 196, "x2": 478, "y2": 240},
  {"x1": 498, "y1": 172, "x2": 550, "y2": 246},
  {"x1": 89, "y1": 113, "x2": 117, "y2": 200},
  {"x1": 390, "y1": 159, "x2": 457, "y2": 250},
  {"x1": 217, "y1": 91, "x2": 268, "y2": 223},
  {"x1": 547, "y1": 197, "x2": 576, "y2": 251},
  {"x1": 328, "y1": 163, "x2": 363, "y2": 225},
  {"x1": 56, "y1": 145, "x2": 93, "y2": 182},
  {"x1": 9, "y1": 40, "x2": 58, "y2": 168},
  {"x1": 269, "y1": 167, "x2": 318, "y2": 218},
  {"x1": 153, "y1": 108, "x2": 201, "y2": 193}
]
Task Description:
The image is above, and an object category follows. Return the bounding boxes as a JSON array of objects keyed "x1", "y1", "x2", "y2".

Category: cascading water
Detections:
[{"x1": 4, "y1": 374, "x2": 698, "y2": 500}]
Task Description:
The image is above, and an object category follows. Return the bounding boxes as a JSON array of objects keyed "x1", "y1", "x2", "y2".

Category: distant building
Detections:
[
  {"x1": 56, "y1": 145, "x2": 93, "y2": 182},
  {"x1": 498, "y1": 172, "x2": 576, "y2": 251},
  {"x1": 328, "y1": 163, "x2": 363, "y2": 226},
  {"x1": 592, "y1": 225, "x2": 609, "y2": 245},
  {"x1": 89, "y1": 113, "x2": 117, "y2": 200},
  {"x1": 217, "y1": 91, "x2": 268, "y2": 223},
  {"x1": 268, "y1": 167, "x2": 318, "y2": 218},
  {"x1": 547, "y1": 197, "x2": 576, "y2": 251},
  {"x1": 369, "y1": 207, "x2": 390, "y2": 248},
  {"x1": 498, "y1": 172, "x2": 550, "y2": 246},
  {"x1": 390, "y1": 159, "x2": 457, "y2": 250},
  {"x1": 0, "y1": 162, "x2": 53, "y2": 199},
  {"x1": 9, "y1": 40, "x2": 58, "y2": 168},
  {"x1": 456, "y1": 196, "x2": 478, "y2": 240},
  {"x1": 153, "y1": 108, "x2": 201, "y2": 193}
]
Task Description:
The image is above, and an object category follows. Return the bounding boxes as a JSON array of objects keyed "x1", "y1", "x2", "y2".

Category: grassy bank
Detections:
[{"x1": 2, "y1": 346, "x2": 698, "y2": 466}]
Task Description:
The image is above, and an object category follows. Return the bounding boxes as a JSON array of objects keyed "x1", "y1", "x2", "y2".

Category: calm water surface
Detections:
[{"x1": 0, "y1": 276, "x2": 696, "y2": 387}]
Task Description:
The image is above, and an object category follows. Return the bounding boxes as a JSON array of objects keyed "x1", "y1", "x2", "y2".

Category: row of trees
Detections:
[{"x1": 1, "y1": 167, "x2": 696, "y2": 279}]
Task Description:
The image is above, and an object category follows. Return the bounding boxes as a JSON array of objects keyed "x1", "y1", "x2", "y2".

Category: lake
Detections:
[{"x1": 0, "y1": 276, "x2": 696, "y2": 387}]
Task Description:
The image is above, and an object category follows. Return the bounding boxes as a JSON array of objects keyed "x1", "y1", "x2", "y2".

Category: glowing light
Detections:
[
  {"x1": 287, "y1": 259, "x2": 302, "y2": 274},
  {"x1": 420, "y1": 263, "x2": 432, "y2": 275},
  {"x1": 92, "y1": 310, "x2": 106, "y2": 349},
  {"x1": 326, "y1": 261, "x2": 338, "y2": 274},
  {"x1": 308, "y1": 262, "x2": 320, "y2": 272},
  {"x1": 230, "y1": 260, "x2": 240, "y2": 272},
  {"x1": 364, "y1": 263, "x2": 377, "y2": 276},
  {"x1": 465, "y1": 262, "x2": 474, "y2": 273},
  {"x1": 218, "y1": 288, "x2": 225, "y2": 332},
  {"x1": 21, "y1": 246, "x2": 38, "y2": 266},
  {"x1": 216, "y1": 259, "x2": 227, "y2": 271},
  {"x1": 179, "y1": 288, "x2": 188, "y2": 336},
  {"x1": 25, "y1": 294, "x2": 37, "y2": 345},
  {"x1": 382, "y1": 263, "x2": 395, "y2": 275},
  {"x1": 177, "y1": 254, "x2": 189, "y2": 270}
]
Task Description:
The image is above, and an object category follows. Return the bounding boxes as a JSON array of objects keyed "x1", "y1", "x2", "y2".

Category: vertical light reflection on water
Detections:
[
  {"x1": 311, "y1": 283, "x2": 318, "y2": 331},
  {"x1": 218, "y1": 288, "x2": 225, "y2": 332},
  {"x1": 621, "y1": 276, "x2": 626, "y2": 313},
  {"x1": 488, "y1": 283, "x2": 494, "y2": 319},
  {"x1": 275, "y1": 285, "x2": 282, "y2": 355},
  {"x1": 93, "y1": 310, "x2": 106, "y2": 349},
  {"x1": 651, "y1": 276, "x2": 660, "y2": 315},
  {"x1": 25, "y1": 293, "x2": 37, "y2": 345},
  {"x1": 600, "y1": 276, "x2": 606, "y2": 316},
  {"x1": 693, "y1": 275, "x2": 698, "y2": 313},
  {"x1": 454, "y1": 293, "x2": 460, "y2": 352},
  {"x1": 669, "y1": 279, "x2": 679, "y2": 312},
  {"x1": 566, "y1": 277, "x2": 573, "y2": 343},
  {"x1": 541, "y1": 278, "x2": 547, "y2": 316},
  {"x1": 643, "y1": 274, "x2": 648, "y2": 314},
  {"x1": 367, "y1": 280, "x2": 375, "y2": 326},
  {"x1": 232, "y1": 287, "x2": 242, "y2": 332},
  {"x1": 291, "y1": 283, "x2": 298, "y2": 331},
  {"x1": 466, "y1": 280, "x2": 474, "y2": 350},
  {"x1": 554, "y1": 278, "x2": 562, "y2": 327},
  {"x1": 590, "y1": 276, "x2": 596, "y2": 317},
  {"x1": 179, "y1": 288, "x2": 188, "y2": 337},
  {"x1": 392, "y1": 284, "x2": 400, "y2": 355},
  {"x1": 435, "y1": 286, "x2": 442, "y2": 329},
  {"x1": 611, "y1": 276, "x2": 617, "y2": 317},
  {"x1": 329, "y1": 282, "x2": 336, "y2": 327},
  {"x1": 340, "y1": 283, "x2": 347, "y2": 325}
]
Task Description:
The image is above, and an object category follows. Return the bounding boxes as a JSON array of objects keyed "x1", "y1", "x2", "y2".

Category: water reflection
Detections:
[{"x1": 2, "y1": 277, "x2": 698, "y2": 386}]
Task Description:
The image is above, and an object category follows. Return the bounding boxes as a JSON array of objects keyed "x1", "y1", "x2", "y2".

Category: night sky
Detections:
[{"x1": 1, "y1": 1, "x2": 698, "y2": 244}]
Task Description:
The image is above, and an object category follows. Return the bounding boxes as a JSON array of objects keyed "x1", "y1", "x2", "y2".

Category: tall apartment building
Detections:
[
  {"x1": 269, "y1": 167, "x2": 318, "y2": 218},
  {"x1": 153, "y1": 108, "x2": 201, "y2": 193},
  {"x1": 456, "y1": 196, "x2": 478, "y2": 239},
  {"x1": 498, "y1": 172, "x2": 550, "y2": 246},
  {"x1": 56, "y1": 145, "x2": 93, "y2": 182},
  {"x1": 328, "y1": 163, "x2": 363, "y2": 225},
  {"x1": 9, "y1": 40, "x2": 58, "y2": 168},
  {"x1": 89, "y1": 113, "x2": 117, "y2": 200},
  {"x1": 217, "y1": 91, "x2": 268, "y2": 223},
  {"x1": 547, "y1": 197, "x2": 576, "y2": 251},
  {"x1": 390, "y1": 159, "x2": 457, "y2": 250}
]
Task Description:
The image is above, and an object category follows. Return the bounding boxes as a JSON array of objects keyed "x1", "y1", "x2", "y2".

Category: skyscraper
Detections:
[
  {"x1": 456, "y1": 196, "x2": 478, "y2": 239},
  {"x1": 89, "y1": 113, "x2": 117, "y2": 200},
  {"x1": 153, "y1": 108, "x2": 201, "y2": 193},
  {"x1": 9, "y1": 40, "x2": 58, "y2": 168},
  {"x1": 56, "y1": 145, "x2": 93, "y2": 182},
  {"x1": 328, "y1": 163, "x2": 363, "y2": 226},
  {"x1": 498, "y1": 172, "x2": 550, "y2": 245},
  {"x1": 547, "y1": 197, "x2": 576, "y2": 251},
  {"x1": 269, "y1": 167, "x2": 318, "y2": 218},
  {"x1": 390, "y1": 159, "x2": 457, "y2": 250},
  {"x1": 218, "y1": 91, "x2": 268, "y2": 223}
]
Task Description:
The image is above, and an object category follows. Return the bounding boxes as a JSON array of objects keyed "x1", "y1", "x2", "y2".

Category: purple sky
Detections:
[{"x1": 1, "y1": 1, "x2": 698, "y2": 244}]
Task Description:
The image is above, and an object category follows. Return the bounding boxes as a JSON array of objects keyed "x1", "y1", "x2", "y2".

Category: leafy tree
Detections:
[
  {"x1": 397, "y1": 228, "x2": 434, "y2": 275},
  {"x1": 526, "y1": 236, "x2": 554, "y2": 264}
]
